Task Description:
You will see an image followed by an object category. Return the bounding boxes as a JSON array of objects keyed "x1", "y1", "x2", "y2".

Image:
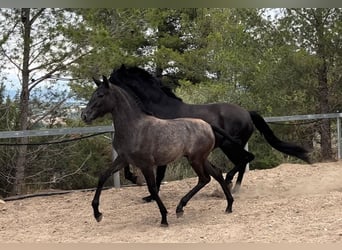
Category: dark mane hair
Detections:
[
  {"x1": 117, "y1": 84, "x2": 153, "y2": 115},
  {"x1": 109, "y1": 64, "x2": 182, "y2": 102},
  {"x1": 93, "y1": 76, "x2": 152, "y2": 115}
]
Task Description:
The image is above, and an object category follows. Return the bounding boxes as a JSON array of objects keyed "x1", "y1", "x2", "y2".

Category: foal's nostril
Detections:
[{"x1": 81, "y1": 112, "x2": 87, "y2": 121}]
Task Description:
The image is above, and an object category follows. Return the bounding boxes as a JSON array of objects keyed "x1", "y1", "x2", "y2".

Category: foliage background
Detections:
[{"x1": 0, "y1": 8, "x2": 341, "y2": 197}]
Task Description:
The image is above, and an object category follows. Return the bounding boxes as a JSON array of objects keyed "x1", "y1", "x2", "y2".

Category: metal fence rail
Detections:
[
  {"x1": 0, "y1": 125, "x2": 114, "y2": 139},
  {"x1": 264, "y1": 112, "x2": 341, "y2": 160},
  {"x1": 1, "y1": 112, "x2": 341, "y2": 188},
  {"x1": 265, "y1": 112, "x2": 342, "y2": 122},
  {"x1": 1, "y1": 113, "x2": 341, "y2": 138}
]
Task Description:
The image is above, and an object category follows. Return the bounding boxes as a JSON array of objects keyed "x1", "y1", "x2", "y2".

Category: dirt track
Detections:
[{"x1": 0, "y1": 161, "x2": 342, "y2": 243}]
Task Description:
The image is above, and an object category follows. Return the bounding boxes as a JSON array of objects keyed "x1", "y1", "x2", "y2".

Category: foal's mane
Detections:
[{"x1": 109, "y1": 65, "x2": 183, "y2": 102}]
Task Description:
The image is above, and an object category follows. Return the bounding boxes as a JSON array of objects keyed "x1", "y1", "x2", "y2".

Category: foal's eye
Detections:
[{"x1": 97, "y1": 93, "x2": 105, "y2": 98}]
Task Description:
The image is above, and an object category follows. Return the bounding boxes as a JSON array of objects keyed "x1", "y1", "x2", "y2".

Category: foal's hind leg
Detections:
[
  {"x1": 142, "y1": 165, "x2": 167, "y2": 202},
  {"x1": 176, "y1": 159, "x2": 211, "y2": 217},
  {"x1": 139, "y1": 166, "x2": 169, "y2": 227},
  {"x1": 204, "y1": 161, "x2": 233, "y2": 213}
]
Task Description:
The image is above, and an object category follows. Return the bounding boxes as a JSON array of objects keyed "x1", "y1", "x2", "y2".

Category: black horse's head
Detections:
[
  {"x1": 109, "y1": 64, "x2": 182, "y2": 105},
  {"x1": 81, "y1": 76, "x2": 112, "y2": 124}
]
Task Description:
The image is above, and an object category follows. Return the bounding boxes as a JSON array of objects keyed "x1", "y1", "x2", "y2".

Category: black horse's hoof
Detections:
[
  {"x1": 176, "y1": 210, "x2": 184, "y2": 218},
  {"x1": 142, "y1": 195, "x2": 154, "y2": 203},
  {"x1": 95, "y1": 213, "x2": 103, "y2": 222},
  {"x1": 232, "y1": 184, "x2": 241, "y2": 194},
  {"x1": 160, "y1": 222, "x2": 169, "y2": 227},
  {"x1": 227, "y1": 182, "x2": 233, "y2": 192}
]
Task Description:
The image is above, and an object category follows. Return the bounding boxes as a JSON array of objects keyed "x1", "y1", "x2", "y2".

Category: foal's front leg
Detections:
[
  {"x1": 124, "y1": 165, "x2": 138, "y2": 184},
  {"x1": 140, "y1": 166, "x2": 169, "y2": 227},
  {"x1": 92, "y1": 156, "x2": 127, "y2": 222},
  {"x1": 142, "y1": 165, "x2": 167, "y2": 202}
]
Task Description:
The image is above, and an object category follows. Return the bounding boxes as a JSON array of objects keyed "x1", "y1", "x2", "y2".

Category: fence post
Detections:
[
  {"x1": 111, "y1": 124, "x2": 120, "y2": 188},
  {"x1": 245, "y1": 143, "x2": 249, "y2": 172},
  {"x1": 337, "y1": 116, "x2": 341, "y2": 160}
]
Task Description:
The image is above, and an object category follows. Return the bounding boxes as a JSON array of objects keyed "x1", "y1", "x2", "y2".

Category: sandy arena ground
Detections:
[{"x1": 0, "y1": 161, "x2": 341, "y2": 243}]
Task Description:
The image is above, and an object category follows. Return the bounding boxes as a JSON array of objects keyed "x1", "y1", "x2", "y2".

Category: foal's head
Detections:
[{"x1": 81, "y1": 76, "x2": 112, "y2": 124}]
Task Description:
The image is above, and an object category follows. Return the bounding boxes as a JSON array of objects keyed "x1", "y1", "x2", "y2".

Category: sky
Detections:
[{"x1": 3, "y1": 75, "x2": 72, "y2": 99}]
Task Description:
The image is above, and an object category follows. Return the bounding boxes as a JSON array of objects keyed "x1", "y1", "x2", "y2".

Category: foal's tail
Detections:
[
  {"x1": 249, "y1": 111, "x2": 311, "y2": 164},
  {"x1": 211, "y1": 125, "x2": 239, "y2": 145},
  {"x1": 211, "y1": 125, "x2": 255, "y2": 163}
]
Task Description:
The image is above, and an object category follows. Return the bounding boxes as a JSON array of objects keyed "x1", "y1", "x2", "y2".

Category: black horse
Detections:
[
  {"x1": 81, "y1": 76, "x2": 251, "y2": 226},
  {"x1": 109, "y1": 65, "x2": 311, "y2": 199}
]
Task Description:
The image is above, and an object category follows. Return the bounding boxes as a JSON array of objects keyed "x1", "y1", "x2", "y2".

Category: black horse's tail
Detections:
[
  {"x1": 211, "y1": 125, "x2": 255, "y2": 163},
  {"x1": 249, "y1": 111, "x2": 311, "y2": 164}
]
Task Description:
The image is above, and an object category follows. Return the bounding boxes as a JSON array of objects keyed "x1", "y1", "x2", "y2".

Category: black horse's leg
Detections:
[
  {"x1": 232, "y1": 165, "x2": 247, "y2": 193},
  {"x1": 92, "y1": 156, "x2": 127, "y2": 222},
  {"x1": 176, "y1": 159, "x2": 211, "y2": 217},
  {"x1": 204, "y1": 161, "x2": 233, "y2": 213},
  {"x1": 140, "y1": 166, "x2": 169, "y2": 227},
  {"x1": 124, "y1": 165, "x2": 138, "y2": 184},
  {"x1": 227, "y1": 151, "x2": 254, "y2": 193},
  {"x1": 142, "y1": 165, "x2": 167, "y2": 202},
  {"x1": 221, "y1": 143, "x2": 254, "y2": 193},
  {"x1": 225, "y1": 163, "x2": 249, "y2": 193}
]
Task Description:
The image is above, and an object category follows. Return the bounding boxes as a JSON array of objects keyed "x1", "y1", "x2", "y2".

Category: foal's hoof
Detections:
[
  {"x1": 142, "y1": 195, "x2": 154, "y2": 203},
  {"x1": 160, "y1": 222, "x2": 169, "y2": 227},
  {"x1": 95, "y1": 213, "x2": 103, "y2": 222},
  {"x1": 225, "y1": 208, "x2": 233, "y2": 214}
]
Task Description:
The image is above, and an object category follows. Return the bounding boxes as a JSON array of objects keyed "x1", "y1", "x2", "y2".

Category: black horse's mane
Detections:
[
  {"x1": 109, "y1": 65, "x2": 183, "y2": 102},
  {"x1": 117, "y1": 84, "x2": 153, "y2": 116},
  {"x1": 93, "y1": 76, "x2": 152, "y2": 116}
]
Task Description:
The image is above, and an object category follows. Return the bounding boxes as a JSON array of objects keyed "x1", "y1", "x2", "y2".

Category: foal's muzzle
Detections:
[{"x1": 81, "y1": 111, "x2": 91, "y2": 124}]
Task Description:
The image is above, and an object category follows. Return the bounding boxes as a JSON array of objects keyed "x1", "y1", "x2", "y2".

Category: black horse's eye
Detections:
[{"x1": 97, "y1": 93, "x2": 105, "y2": 98}]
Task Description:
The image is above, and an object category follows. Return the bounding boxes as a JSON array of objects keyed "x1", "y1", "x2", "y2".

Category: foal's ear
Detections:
[
  {"x1": 102, "y1": 75, "x2": 110, "y2": 88},
  {"x1": 92, "y1": 77, "x2": 102, "y2": 87}
]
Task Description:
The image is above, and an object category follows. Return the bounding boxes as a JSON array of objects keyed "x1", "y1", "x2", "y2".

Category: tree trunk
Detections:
[
  {"x1": 315, "y1": 10, "x2": 332, "y2": 161},
  {"x1": 317, "y1": 62, "x2": 332, "y2": 160},
  {"x1": 12, "y1": 8, "x2": 31, "y2": 195}
]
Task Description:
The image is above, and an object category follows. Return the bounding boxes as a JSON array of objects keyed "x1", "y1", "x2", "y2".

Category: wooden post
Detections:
[
  {"x1": 245, "y1": 143, "x2": 249, "y2": 172},
  {"x1": 111, "y1": 124, "x2": 120, "y2": 188},
  {"x1": 337, "y1": 116, "x2": 341, "y2": 160}
]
